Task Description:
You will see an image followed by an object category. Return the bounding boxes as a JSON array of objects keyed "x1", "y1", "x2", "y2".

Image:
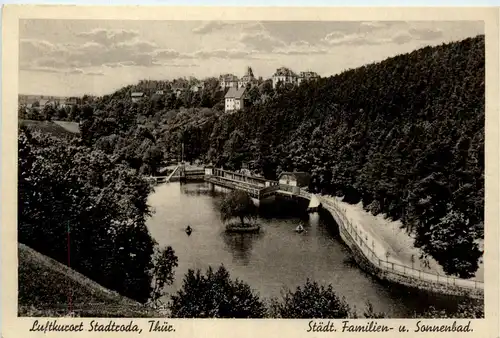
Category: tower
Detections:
[{"x1": 246, "y1": 67, "x2": 254, "y2": 78}]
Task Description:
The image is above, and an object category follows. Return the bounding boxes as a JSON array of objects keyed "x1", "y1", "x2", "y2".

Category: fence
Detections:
[
  {"x1": 206, "y1": 175, "x2": 261, "y2": 198},
  {"x1": 213, "y1": 168, "x2": 277, "y2": 187},
  {"x1": 318, "y1": 196, "x2": 484, "y2": 292}
]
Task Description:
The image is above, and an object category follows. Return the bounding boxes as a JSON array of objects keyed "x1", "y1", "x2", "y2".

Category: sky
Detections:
[{"x1": 19, "y1": 20, "x2": 484, "y2": 96}]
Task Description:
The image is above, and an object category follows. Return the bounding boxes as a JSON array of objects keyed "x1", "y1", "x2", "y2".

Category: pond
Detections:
[{"x1": 146, "y1": 181, "x2": 459, "y2": 317}]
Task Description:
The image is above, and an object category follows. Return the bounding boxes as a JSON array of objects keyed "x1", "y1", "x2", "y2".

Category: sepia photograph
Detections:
[{"x1": 3, "y1": 6, "x2": 497, "y2": 332}]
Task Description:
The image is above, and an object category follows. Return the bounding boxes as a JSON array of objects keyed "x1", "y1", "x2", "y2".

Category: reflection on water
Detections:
[
  {"x1": 146, "y1": 182, "x2": 460, "y2": 318},
  {"x1": 221, "y1": 232, "x2": 262, "y2": 266}
]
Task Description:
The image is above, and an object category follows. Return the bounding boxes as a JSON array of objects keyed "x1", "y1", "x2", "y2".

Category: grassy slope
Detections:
[
  {"x1": 19, "y1": 120, "x2": 79, "y2": 139},
  {"x1": 18, "y1": 243, "x2": 159, "y2": 317}
]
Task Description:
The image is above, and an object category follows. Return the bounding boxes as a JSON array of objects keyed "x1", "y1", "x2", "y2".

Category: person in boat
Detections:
[
  {"x1": 185, "y1": 225, "x2": 192, "y2": 235},
  {"x1": 295, "y1": 224, "x2": 305, "y2": 233}
]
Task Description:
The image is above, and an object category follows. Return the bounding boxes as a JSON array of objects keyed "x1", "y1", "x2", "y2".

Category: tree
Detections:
[
  {"x1": 18, "y1": 127, "x2": 159, "y2": 303},
  {"x1": 219, "y1": 191, "x2": 258, "y2": 227},
  {"x1": 170, "y1": 265, "x2": 266, "y2": 318},
  {"x1": 417, "y1": 300, "x2": 483, "y2": 318},
  {"x1": 269, "y1": 279, "x2": 352, "y2": 318},
  {"x1": 149, "y1": 246, "x2": 179, "y2": 308}
]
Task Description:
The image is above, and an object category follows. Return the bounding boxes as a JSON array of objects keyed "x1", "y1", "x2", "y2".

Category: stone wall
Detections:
[{"x1": 322, "y1": 202, "x2": 484, "y2": 300}]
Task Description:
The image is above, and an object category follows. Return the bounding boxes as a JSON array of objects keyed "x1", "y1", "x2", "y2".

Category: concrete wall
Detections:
[{"x1": 322, "y1": 200, "x2": 483, "y2": 300}]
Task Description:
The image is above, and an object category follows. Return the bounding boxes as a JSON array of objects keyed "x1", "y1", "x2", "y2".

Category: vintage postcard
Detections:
[{"x1": 1, "y1": 5, "x2": 499, "y2": 338}]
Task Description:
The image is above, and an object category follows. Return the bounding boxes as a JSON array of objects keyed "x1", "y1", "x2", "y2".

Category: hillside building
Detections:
[
  {"x1": 131, "y1": 92, "x2": 145, "y2": 103},
  {"x1": 219, "y1": 74, "x2": 239, "y2": 89},
  {"x1": 238, "y1": 67, "x2": 257, "y2": 88},
  {"x1": 278, "y1": 172, "x2": 311, "y2": 187},
  {"x1": 272, "y1": 67, "x2": 299, "y2": 89},
  {"x1": 298, "y1": 71, "x2": 320, "y2": 85},
  {"x1": 224, "y1": 87, "x2": 246, "y2": 113}
]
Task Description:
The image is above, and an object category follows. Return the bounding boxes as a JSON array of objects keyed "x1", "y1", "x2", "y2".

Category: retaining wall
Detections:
[{"x1": 319, "y1": 196, "x2": 484, "y2": 300}]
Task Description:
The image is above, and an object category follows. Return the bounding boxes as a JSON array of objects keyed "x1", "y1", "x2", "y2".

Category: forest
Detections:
[
  {"x1": 205, "y1": 35, "x2": 485, "y2": 279},
  {"x1": 18, "y1": 35, "x2": 485, "y2": 282}
]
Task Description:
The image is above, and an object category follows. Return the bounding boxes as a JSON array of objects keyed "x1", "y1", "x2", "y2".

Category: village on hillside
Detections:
[{"x1": 19, "y1": 66, "x2": 320, "y2": 114}]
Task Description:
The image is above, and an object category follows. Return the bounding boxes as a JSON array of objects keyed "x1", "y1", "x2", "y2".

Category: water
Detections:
[{"x1": 146, "y1": 182, "x2": 458, "y2": 317}]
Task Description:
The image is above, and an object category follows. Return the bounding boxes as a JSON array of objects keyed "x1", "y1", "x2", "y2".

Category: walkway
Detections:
[{"x1": 319, "y1": 196, "x2": 484, "y2": 296}]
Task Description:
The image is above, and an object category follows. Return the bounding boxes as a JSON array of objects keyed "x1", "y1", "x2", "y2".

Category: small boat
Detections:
[
  {"x1": 295, "y1": 224, "x2": 305, "y2": 233},
  {"x1": 185, "y1": 226, "x2": 192, "y2": 236}
]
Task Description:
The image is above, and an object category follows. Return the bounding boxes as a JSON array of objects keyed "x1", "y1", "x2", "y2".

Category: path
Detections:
[{"x1": 323, "y1": 195, "x2": 484, "y2": 283}]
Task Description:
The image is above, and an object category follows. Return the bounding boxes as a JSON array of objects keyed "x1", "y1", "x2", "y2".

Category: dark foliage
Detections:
[
  {"x1": 219, "y1": 190, "x2": 258, "y2": 226},
  {"x1": 269, "y1": 279, "x2": 352, "y2": 318},
  {"x1": 170, "y1": 265, "x2": 266, "y2": 318},
  {"x1": 18, "y1": 126, "x2": 177, "y2": 303},
  {"x1": 416, "y1": 300, "x2": 484, "y2": 318}
]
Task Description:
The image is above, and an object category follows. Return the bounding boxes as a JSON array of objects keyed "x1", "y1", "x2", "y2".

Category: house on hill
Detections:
[
  {"x1": 278, "y1": 171, "x2": 311, "y2": 188},
  {"x1": 219, "y1": 74, "x2": 239, "y2": 90},
  {"x1": 272, "y1": 67, "x2": 299, "y2": 89},
  {"x1": 298, "y1": 71, "x2": 320, "y2": 85},
  {"x1": 238, "y1": 67, "x2": 257, "y2": 88},
  {"x1": 131, "y1": 92, "x2": 145, "y2": 103},
  {"x1": 224, "y1": 87, "x2": 246, "y2": 113}
]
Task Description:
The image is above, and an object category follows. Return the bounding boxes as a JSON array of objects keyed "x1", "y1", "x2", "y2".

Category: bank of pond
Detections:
[{"x1": 145, "y1": 182, "x2": 480, "y2": 318}]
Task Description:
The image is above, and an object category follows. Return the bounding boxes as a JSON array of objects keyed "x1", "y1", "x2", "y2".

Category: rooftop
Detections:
[
  {"x1": 273, "y1": 67, "x2": 298, "y2": 77},
  {"x1": 225, "y1": 87, "x2": 246, "y2": 99},
  {"x1": 220, "y1": 74, "x2": 239, "y2": 82}
]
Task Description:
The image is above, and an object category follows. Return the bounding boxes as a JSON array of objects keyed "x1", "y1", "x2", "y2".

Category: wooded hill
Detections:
[{"x1": 205, "y1": 35, "x2": 485, "y2": 279}]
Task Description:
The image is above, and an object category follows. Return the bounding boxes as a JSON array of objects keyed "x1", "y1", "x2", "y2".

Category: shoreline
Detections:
[{"x1": 279, "y1": 190, "x2": 484, "y2": 300}]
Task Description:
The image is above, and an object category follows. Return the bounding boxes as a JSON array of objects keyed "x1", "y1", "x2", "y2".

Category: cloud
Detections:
[
  {"x1": 20, "y1": 33, "x2": 161, "y2": 71},
  {"x1": 192, "y1": 21, "x2": 231, "y2": 34},
  {"x1": 192, "y1": 21, "x2": 265, "y2": 35},
  {"x1": 322, "y1": 25, "x2": 445, "y2": 46},
  {"x1": 359, "y1": 21, "x2": 392, "y2": 29},
  {"x1": 408, "y1": 27, "x2": 443, "y2": 40},
  {"x1": 239, "y1": 31, "x2": 285, "y2": 53},
  {"x1": 20, "y1": 39, "x2": 72, "y2": 60},
  {"x1": 161, "y1": 63, "x2": 200, "y2": 68},
  {"x1": 153, "y1": 49, "x2": 182, "y2": 60},
  {"x1": 190, "y1": 49, "x2": 261, "y2": 59},
  {"x1": 23, "y1": 65, "x2": 105, "y2": 76},
  {"x1": 152, "y1": 47, "x2": 265, "y2": 61},
  {"x1": 273, "y1": 40, "x2": 329, "y2": 55},
  {"x1": 76, "y1": 28, "x2": 139, "y2": 45}
]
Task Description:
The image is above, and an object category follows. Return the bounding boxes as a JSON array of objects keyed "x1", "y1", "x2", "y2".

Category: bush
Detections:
[
  {"x1": 170, "y1": 265, "x2": 266, "y2": 318},
  {"x1": 219, "y1": 190, "x2": 258, "y2": 227},
  {"x1": 269, "y1": 279, "x2": 352, "y2": 318}
]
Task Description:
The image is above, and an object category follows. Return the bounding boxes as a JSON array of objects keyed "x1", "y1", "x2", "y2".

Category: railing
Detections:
[
  {"x1": 319, "y1": 196, "x2": 484, "y2": 292},
  {"x1": 166, "y1": 165, "x2": 180, "y2": 182},
  {"x1": 260, "y1": 184, "x2": 280, "y2": 197},
  {"x1": 184, "y1": 169, "x2": 205, "y2": 176},
  {"x1": 206, "y1": 175, "x2": 261, "y2": 198},
  {"x1": 213, "y1": 168, "x2": 278, "y2": 187}
]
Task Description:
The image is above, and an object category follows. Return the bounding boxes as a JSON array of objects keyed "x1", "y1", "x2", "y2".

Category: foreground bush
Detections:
[
  {"x1": 268, "y1": 279, "x2": 352, "y2": 318},
  {"x1": 170, "y1": 265, "x2": 266, "y2": 318}
]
